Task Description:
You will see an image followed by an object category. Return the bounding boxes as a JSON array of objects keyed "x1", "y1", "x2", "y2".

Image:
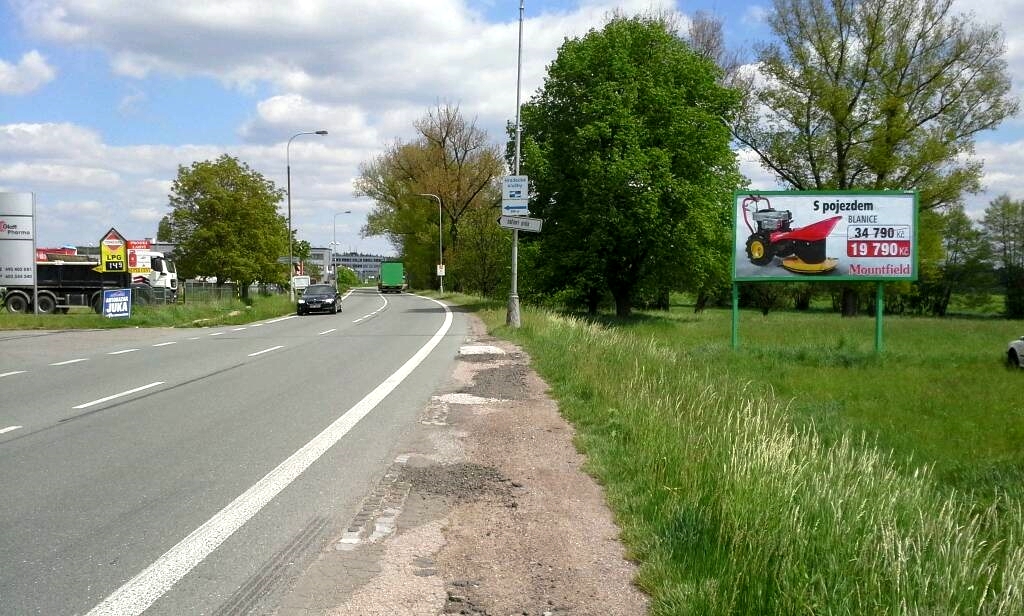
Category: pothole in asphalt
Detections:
[
  {"x1": 402, "y1": 463, "x2": 518, "y2": 507},
  {"x1": 459, "y1": 365, "x2": 529, "y2": 400}
]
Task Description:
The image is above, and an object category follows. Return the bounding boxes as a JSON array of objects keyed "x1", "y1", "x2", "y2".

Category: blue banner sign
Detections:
[{"x1": 103, "y1": 288, "x2": 132, "y2": 318}]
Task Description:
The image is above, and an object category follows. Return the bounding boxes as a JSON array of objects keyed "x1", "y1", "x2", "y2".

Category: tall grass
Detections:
[{"x1": 476, "y1": 304, "x2": 1024, "y2": 614}]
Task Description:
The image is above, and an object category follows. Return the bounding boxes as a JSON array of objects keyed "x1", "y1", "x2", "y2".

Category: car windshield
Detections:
[{"x1": 304, "y1": 285, "x2": 335, "y2": 295}]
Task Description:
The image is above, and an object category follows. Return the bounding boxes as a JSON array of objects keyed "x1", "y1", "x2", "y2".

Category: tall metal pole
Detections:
[
  {"x1": 332, "y1": 210, "x2": 351, "y2": 283},
  {"x1": 418, "y1": 193, "x2": 444, "y2": 293},
  {"x1": 286, "y1": 130, "x2": 328, "y2": 301},
  {"x1": 506, "y1": 0, "x2": 524, "y2": 328}
]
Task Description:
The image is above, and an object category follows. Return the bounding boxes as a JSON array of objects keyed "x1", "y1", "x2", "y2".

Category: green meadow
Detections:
[{"x1": 472, "y1": 298, "x2": 1024, "y2": 615}]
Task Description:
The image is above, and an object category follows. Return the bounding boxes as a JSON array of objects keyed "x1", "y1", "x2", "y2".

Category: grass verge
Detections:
[{"x1": 466, "y1": 297, "x2": 1024, "y2": 615}]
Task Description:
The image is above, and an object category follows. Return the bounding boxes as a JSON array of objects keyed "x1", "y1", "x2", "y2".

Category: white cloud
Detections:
[{"x1": 0, "y1": 50, "x2": 56, "y2": 94}]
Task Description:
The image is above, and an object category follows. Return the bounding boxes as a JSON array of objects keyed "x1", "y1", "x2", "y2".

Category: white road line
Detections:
[
  {"x1": 50, "y1": 358, "x2": 89, "y2": 366},
  {"x1": 153, "y1": 342, "x2": 177, "y2": 347},
  {"x1": 189, "y1": 337, "x2": 201, "y2": 340},
  {"x1": 1, "y1": 371, "x2": 26, "y2": 378},
  {"x1": 0, "y1": 426, "x2": 22, "y2": 435},
  {"x1": 108, "y1": 349, "x2": 139, "y2": 355},
  {"x1": 318, "y1": 328, "x2": 336, "y2": 335},
  {"x1": 85, "y1": 297, "x2": 453, "y2": 616},
  {"x1": 72, "y1": 382, "x2": 165, "y2": 410},
  {"x1": 266, "y1": 315, "x2": 297, "y2": 324},
  {"x1": 250, "y1": 323, "x2": 264, "y2": 327},
  {"x1": 232, "y1": 327, "x2": 247, "y2": 331},
  {"x1": 209, "y1": 332, "x2": 224, "y2": 336},
  {"x1": 353, "y1": 295, "x2": 389, "y2": 323},
  {"x1": 248, "y1": 345, "x2": 283, "y2": 357}
]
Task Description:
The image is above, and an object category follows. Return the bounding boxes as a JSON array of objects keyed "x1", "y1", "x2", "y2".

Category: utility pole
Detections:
[{"x1": 506, "y1": 0, "x2": 525, "y2": 328}]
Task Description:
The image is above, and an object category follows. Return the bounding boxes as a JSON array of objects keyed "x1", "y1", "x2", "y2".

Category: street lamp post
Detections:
[
  {"x1": 418, "y1": 193, "x2": 444, "y2": 293},
  {"x1": 286, "y1": 129, "x2": 328, "y2": 300},
  {"x1": 331, "y1": 210, "x2": 352, "y2": 282}
]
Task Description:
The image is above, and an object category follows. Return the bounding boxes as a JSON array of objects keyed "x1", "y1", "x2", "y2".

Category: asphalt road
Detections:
[{"x1": 0, "y1": 288, "x2": 468, "y2": 615}]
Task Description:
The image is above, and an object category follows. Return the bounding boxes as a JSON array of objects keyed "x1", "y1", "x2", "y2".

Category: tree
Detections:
[
  {"x1": 518, "y1": 14, "x2": 742, "y2": 317},
  {"x1": 356, "y1": 104, "x2": 505, "y2": 291},
  {"x1": 733, "y1": 0, "x2": 1018, "y2": 315},
  {"x1": 982, "y1": 194, "x2": 1024, "y2": 317},
  {"x1": 166, "y1": 155, "x2": 287, "y2": 299}
]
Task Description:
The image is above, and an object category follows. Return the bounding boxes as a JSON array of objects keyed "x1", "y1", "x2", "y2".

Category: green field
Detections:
[{"x1": 472, "y1": 298, "x2": 1024, "y2": 615}]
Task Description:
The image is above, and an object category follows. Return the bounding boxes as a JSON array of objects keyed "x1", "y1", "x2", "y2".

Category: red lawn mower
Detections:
[{"x1": 741, "y1": 195, "x2": 842, "y2": 274}]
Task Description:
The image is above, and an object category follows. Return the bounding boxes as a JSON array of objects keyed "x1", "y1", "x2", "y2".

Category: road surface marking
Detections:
[
  {"x1": 353, "y1": 295, "x2": 388, "y2": 323},
  {"x1": 1, "y1": 371, "x2": 26, "y2": 378},
  {"x1": 72, "y1": 382, "x2": 165, "y2": 410},
  {"x1": 50, "y1": 358, "x2": 89, "y2": 366},
  {"x1": 318, "y1": 328, "x2": 337, "y2": 335},
  {"x1": 85, "y1": 297, "x2": 454, "y2": 616},
  {"x1": 108, "y1": 349, "x2": 139, "y2": 355},
  {"x1": 232, "y1": 327, "x2": 247, "y2": 331},
  {"x1": 267, "y1": 315, "x2": 297, "y2": 324},
  {"x1": 250, "y1": 323, "x2": 264, "y2": 327},
  {"x1": 209, "y1": 332, "x2": 224, "y2": 336},
  {"x1": 248, "y1": 346, "x2": 283, "y2": 357},
  {"x1": 152, "y1": 342, "x2": 177, "y2": 347},
  {"x1": 0, "y1": 426, "x2": 22, "y2": 434}
]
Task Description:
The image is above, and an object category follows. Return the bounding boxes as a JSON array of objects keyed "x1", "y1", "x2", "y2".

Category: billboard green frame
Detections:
[
  {"x1": 730, "y1": 190, "x2": 919, "y2": 353},
  {"x1": 732, "y1": 190, "x2": 918, "y2": 282}
]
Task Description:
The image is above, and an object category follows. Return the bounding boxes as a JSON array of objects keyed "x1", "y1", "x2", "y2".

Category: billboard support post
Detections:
[
  {"x1": 730, "y1": 191, "x2": 916, "y2": 354},
  {"x1": 731, "y1": 283, "x2": 740, "y2": 350},
  {"x1": 876, "y1": 282, "x2": 885, "y2": 354}
]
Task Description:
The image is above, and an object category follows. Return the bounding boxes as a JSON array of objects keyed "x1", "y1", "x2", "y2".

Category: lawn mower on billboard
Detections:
[{"x1": 741, "y1": 195, "x2": 842, "y2": 274}]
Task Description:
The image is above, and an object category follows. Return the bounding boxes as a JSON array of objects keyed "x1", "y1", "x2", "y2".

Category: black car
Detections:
[{"x1": 297, "y1": 284, "x2": 342, "y2": 315}]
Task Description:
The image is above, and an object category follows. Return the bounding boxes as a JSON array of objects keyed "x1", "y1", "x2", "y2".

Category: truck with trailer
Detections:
[
  {"x1": 130, "y1": 249, "x2": 178, "y2": 301},
  {"x1": 2, "y1": 257, "x2": 150, "y2": 314},
  {"x1": 377, "y1": 261, "x2": 406, "y2": 293}
]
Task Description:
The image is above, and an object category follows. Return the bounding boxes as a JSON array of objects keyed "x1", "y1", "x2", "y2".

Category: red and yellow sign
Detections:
[{"x1": 98, "y1": 227, "x2": 127, "y2": 273}]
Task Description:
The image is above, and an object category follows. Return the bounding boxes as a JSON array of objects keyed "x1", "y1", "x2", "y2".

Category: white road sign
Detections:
[
  {"x1": 498, "y1": 215, "x2": 543, "y2": 232},
  {"x1": 502, "y1": 175, "x2": 529, "y2": 216}
]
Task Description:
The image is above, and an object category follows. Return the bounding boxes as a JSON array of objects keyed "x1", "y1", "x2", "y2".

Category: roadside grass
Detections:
[
  {"x1": 467, "y1": 297, "x2": 1024, "y2": 614},
  {"x1": 0, "y1": 294, "x2": 296, "y2": 329}
]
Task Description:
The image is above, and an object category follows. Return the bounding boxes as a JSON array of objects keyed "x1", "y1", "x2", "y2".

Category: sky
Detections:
[{"x1": 1, "y1": 0, "x2": 1023, "y2": 257}]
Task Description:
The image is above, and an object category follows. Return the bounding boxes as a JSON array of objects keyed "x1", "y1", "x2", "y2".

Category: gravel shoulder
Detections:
[{"x1": 275, "y1": 315, "x2": 648, "y2": 615}]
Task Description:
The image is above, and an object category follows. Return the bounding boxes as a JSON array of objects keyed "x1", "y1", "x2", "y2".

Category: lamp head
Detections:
[{"x1": 315, "y1": 130, "x2": 328, "y2": 135}]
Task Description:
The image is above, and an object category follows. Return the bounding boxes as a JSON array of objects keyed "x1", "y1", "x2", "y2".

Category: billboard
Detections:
[
  {"x1": 733, "y1": 191, "x2": 917, "y2": 282},
  {"x1": 0, "y1": 193, "x2": 35, "y2": 286}
]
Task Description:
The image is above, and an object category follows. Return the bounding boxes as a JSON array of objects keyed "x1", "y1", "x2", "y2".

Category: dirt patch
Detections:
[{"x1": 275, "y1": 315, "x2": 647, "y2": 616}]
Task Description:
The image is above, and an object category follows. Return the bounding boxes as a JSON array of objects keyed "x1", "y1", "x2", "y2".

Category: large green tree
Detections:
[
  {"x1": 518, "y1": 14, "x2": 742, "y2": 317},
  {"x1": 356, "y1": 104, "x2": 505, "y2": 292},
  {"x1": 733, "y1": 0, "x2": 1018, "y2": 315},
  {"x1": 982, "y1": 194, "x2": 1024, "y2": 317},
  {"x1": 166, "y1": 155, "x2": 287, "y2": 298}
]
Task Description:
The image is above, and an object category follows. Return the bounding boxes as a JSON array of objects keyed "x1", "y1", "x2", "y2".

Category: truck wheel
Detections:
[
  {"x1": 4, "y1": 292, "x2": 30, "y2": 313},
  {"x1": 34, "y1": 293, "x2": 57, "y2": 314}
]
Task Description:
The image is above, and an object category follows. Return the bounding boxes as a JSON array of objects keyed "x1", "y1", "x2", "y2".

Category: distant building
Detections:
[{"x1": 333, "y1": 251, "x2": 388, "y2": 282}]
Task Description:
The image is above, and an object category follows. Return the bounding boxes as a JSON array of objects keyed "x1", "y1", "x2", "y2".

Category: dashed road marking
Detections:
[
  {"x1": 0, "y1": 371, "x2": 25, "y2": 378},
  {"x1": 318, "y1": 328, "x2": 337, "y2": 336},
  {"x1": 0, "y1": 426, "x2": 22, "y2": 435},
  {"x1": 51, "y1": 358, "x2": 88, "y2": 366},
  {"x1": 152, "y1": 342, "x2": 177, "y2": 347},
  {"x1": 248, "y1": 346, "x2": 283, "y2": 357},
  {"x1": 108, "y1": 349, "x2": 139, "y2": 355},
  {"x1": 72, "y1": 382, "x2": 165, "y2": 410}
]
